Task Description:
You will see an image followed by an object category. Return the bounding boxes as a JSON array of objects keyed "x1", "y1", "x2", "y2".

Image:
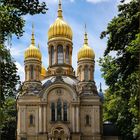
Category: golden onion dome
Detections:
[
  {"x1": 78, "y1": 30, "x2": 95, "y2": 61},
  {"x1": 41, "y1": 66, "x2": 47, "y2": 77},
  {"x1": 48, "y1": 0, "x2": 73, "y2": 40},
  {"x1": 24, "y1": 25, "x2": 42, "y2": 61}
]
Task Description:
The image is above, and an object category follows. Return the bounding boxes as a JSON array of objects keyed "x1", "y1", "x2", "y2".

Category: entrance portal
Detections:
[{"x1": 49, "y1": 124, "x2": 70, "y2": 140}]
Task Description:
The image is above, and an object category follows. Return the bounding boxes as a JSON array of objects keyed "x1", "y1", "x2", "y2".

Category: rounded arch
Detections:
[
  {"x1": 50, "y1": 123, "x2": 70, "y2": 136},
  {"x1": 42, "y1": 83, "x2": 78, "y2": 101}
]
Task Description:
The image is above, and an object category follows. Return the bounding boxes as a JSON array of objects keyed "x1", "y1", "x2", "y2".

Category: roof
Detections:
[
  {"x1": 42, "y1": 76, "x2": 78, "y2": 89},
  {"x1": 103, "y1": 123, "x2": 121, "y2": 136}
]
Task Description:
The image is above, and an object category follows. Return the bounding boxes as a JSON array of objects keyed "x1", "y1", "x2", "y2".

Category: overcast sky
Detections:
[{"x1": 9, "y1": 0, "x2": 131, "y2": 91}]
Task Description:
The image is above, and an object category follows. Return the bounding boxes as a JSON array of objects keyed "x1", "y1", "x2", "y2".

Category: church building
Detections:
[{"x1": 17, "y1": 1, "x2": 120, "y2": 140}]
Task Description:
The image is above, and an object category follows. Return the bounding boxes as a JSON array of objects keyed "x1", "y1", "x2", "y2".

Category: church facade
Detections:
[{"x1": 16, "y1": 1, "x2": 117, "y2": 140}]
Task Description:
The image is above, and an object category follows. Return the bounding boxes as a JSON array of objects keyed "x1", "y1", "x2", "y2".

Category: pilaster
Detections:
[{"x1": 39, "y1": 105, "x2": 43, "y2": 133}]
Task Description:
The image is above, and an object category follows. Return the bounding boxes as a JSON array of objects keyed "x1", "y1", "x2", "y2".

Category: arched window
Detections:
[
  {"x1": 57, "y1": 99, "x2": 62, "y2": 121},
  {"x1": 63, "y1": 102, "x2": 67, "y2": 121},
  {"x1": 51, "y1": 102, "x2": 55, "y2": 121},
  {"x1": 30, "y1": 65, "x2": 34, "y2": 80},
  {"x1": 84, "y1": 66, "x2": 88, "y2": 81},
  {"x1": 57, "y1": 45, "x2": 63, "y2": 64},
  {"x1": 51, "y1": 46, "x2": 55, "y2": 65},
  {"x1": 29, "y1": 114, "x2": 34, "y2": 125},
  {"x1": 85, "y1": 115, "x2": 90, "y2": 125},
  {"x1": 66, "y1": 46, "x2": 69, "y2": 64}
]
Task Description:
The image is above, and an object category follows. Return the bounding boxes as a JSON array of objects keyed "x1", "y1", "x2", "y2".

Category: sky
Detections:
[{"x1": 9, "y1": 0, "x2": 131, "y2": 92}]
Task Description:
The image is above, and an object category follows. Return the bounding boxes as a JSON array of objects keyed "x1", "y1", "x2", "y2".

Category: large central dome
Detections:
[{"x1": 48, "y1": 1, "x2": 73, "y2": 41}]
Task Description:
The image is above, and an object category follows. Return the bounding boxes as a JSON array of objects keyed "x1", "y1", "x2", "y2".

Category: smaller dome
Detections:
[
  {"x1": 24, "y1": 44, "x2": 42, "y2": 61},
  {"x1": 78, "y1": 32, "x2": 95, "y2": 61},
  {"x1": 41, "y1": 66, "x2": 47, "y2": 77},
  {"x1": 24, "y1": 25, "x2": 42, "y2": 61}
]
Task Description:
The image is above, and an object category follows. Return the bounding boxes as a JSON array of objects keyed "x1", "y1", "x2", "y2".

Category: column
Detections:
[
  {"x1": 27, "y1": 68, "x2": 30, "y2": 81},
  {"x1": 35, "y1": 108, "x2": 38, "y2": 133},
  {"x1": 79, "y1": 68, "x2": 81, "y2": 81},
  {"x1": 72, "y1": 106, "x2": 75, "y2": 132},
  {"x1": 54, "y1": 45, "x2": 57, "y2": 64},
  {"x1": 17, "y1": 107, "x2": 19, "y2": 134},
  {"x1": 48, "y1": 47, "x2": 51, "y2": 66},
  {"x1": 20, "y1": 106, "x2": 26, "y2": 133},
  {"x1": 25, "y1": 66, "x2": 27, "y2": 81},
  {"x1": 63, "y1": 45, "x2": 66, "y2": 64},
  {"x1": 36, "y1": 66, "x2": 38, "y2": 81},
  {"x1": 23, "y1": 106, "x2": 26, "y2": 133},
  {"x1": 39, "y1": 105, "x2": 42, "y2": 133},
  {"x1": 92, "y1": 65, "x2": 95, "y2": 80},
  {"x1": 62, "y1": 102, "x2": 64, "y2": 121},
  {"x1": 34, "y1": 65, "x2": 36, "y2": 80},
  {"x1": 70, "y1": 47, "x2": 72, "y2": 65},
  {"x1": 38, "y1": 66, "x2": 41, "y2": 81},
  {"x1": 76, "y1": 106, "x2": 79, "y2": 132},
  {"x1": 91, "y1": 67, "x2": 93, "y2": 81},
  {"x1": 88, "y1": 66, "x2": 91, "y2": 81},
  {"x1": 43, "y1": 105, "x2": 46, "y2": 133},
  {"x1": 82, "y1": 66, "x2": 84, "y2": 81},
  {"x1": 55, "y1": 105, "x2": 57, "y2": 121},
  {"x1": 67, "y1": 105, "x2": 69, "y2": 121}
]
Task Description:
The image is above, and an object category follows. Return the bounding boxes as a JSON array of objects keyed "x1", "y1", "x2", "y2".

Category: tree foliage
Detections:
[
  {"x1": 0, "y1": 98, "x2": 16, "y2": 140},
  {"x1": 0, "y1": 0, "x2": 48, "y2": 43},
  {"x1": 0, "y1": 44, "x2": 20, "y2": 140},
  {"x1": 0, "y1": 0, "x2": 48, "y2": 139},
  {"x1": 0, "y1": 45, "x2": 20, "y2": 102},
  {"x1": 99, "y1": 0, "x2": 140, "y2": 139}
]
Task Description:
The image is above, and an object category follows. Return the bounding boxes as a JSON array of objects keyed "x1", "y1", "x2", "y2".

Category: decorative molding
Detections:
[{"x1": 20, "y1": 82, "x2": 42, "y2": 96}]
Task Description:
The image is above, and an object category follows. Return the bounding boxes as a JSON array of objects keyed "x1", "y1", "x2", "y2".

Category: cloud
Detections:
[
  {"x1": 123, "y1": 0, "x2": 132, "y2": 3},
  {"x1": 117, "y1": 0, "x2": 132, "y2": 4},
  {"x1": 11, "y1": 0, "x2": 118, "y2": 91},
  {"x1": 86, "y1": 0, "x2": 110, "y2": 3},
  {"x1": 10, "y1": 47, "x2": 24, "y2": 57},
  {"x1": 39, "y1": 0, "x2": 74, "y2": 4},
  {"x1": 15, "y1": 62, "x2": 25, "y2": 82}
]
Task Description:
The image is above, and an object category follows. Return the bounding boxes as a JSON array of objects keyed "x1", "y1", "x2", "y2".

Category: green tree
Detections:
[
  {"x1": 0, "y1": 1, "x2": 48, "y2": 139},
  {"x1": 0, "y1": 44, "x2": 20, "y2": 140},
  {"x1": 99, "y1": 0, "x2": 140, "y2": 139},
  {"x1": 0, "y1": 98, "x2": 16, "y2": 140},
  {"x1": 0, "y1": 0, "x2": 48, "y2": 43}
]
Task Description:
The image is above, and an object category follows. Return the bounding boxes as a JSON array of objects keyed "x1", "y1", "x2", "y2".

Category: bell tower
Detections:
[
  {"x1": 77, "y1": 26, "x2": 102, "y2": 140},
  {"x1": 47, "y1": 0, "x2": 75, "y2": 77},
  {"x1": 24, "y1": 24, "x2": 42, "y2": 83},
  {"x1": 77, "y1": 25, "x2": 95, "y2": 83}
]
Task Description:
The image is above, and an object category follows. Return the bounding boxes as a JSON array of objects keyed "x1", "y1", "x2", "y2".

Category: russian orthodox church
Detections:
[{"x1": 17, "y1": 1, "x2": 120, "y2": 140}]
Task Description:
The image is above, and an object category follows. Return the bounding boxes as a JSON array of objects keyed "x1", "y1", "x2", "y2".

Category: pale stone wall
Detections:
[
  {"x1": 17, "y1": 83, "x2": 104, "y2": 140},
  {"x1": 77, "y1": 58, "x2": 95, "y2": 82},
  {"x1": 80, "y1": 95, "x2": 102, "y2": 140}
]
